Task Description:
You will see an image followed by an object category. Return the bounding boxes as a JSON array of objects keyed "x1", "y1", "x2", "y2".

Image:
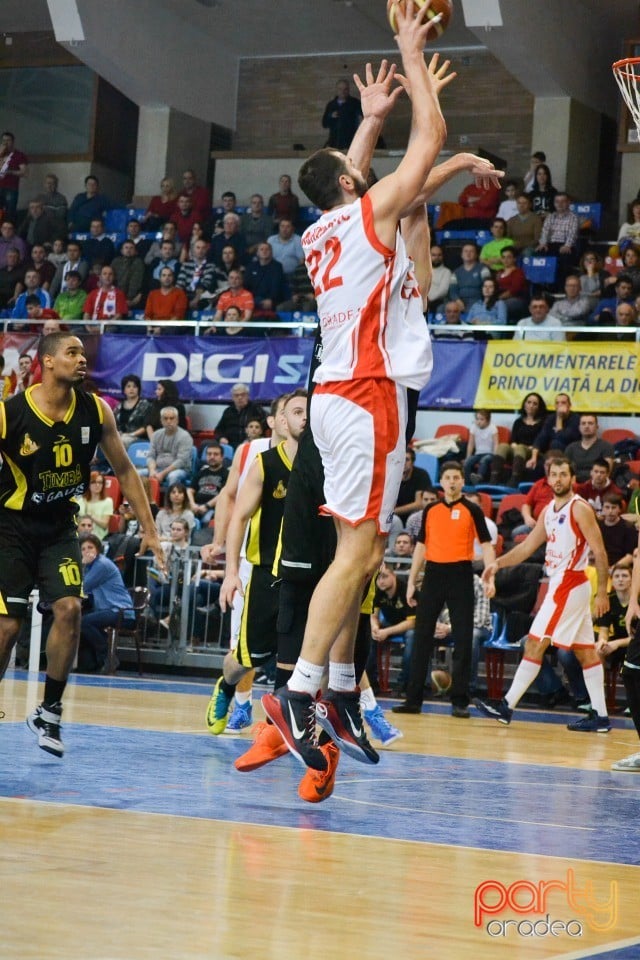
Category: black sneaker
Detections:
[
  {"x1": 392, "y1": 702, "x2": 421, "y2": 714},
  {"x1": 26, "y1": 701, "x2": 64, "y2": 757},
  {"x1": 315, "y1": 689, "x2": 380, "y2": 765},
  {"x1": 261, "y1": 687, "x2": 327, "y2": 770},
  {"x1": 473, "y1": 696, "x2": 513, "y2": 725}
]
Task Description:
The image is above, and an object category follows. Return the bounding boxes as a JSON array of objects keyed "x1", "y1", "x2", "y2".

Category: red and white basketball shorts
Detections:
[
  {"x1": 310, "y1": 378, "x2": 407, "y2": 535},
  {"x1": 530, "y1": 574, "x2": 595, "y2": 649}
]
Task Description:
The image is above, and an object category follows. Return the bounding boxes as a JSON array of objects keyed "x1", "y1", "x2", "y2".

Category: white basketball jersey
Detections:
[
  {"x1": 302, "y1": 193, "x2": 433, "y2": 390},
  {"x1": 543, "y1": 494, "x2": 589, "y2": 580},
  {"x1": 236, "y1": 437, "x2": 271, "y2": 559},
  {"x1": 237, "y1": 437, "x2": 271, "y2": 491}
]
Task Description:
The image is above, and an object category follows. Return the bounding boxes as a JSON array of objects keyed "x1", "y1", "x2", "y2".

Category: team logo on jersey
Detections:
[
  {"x1": 31, "y1": 492, "x2": 44, "y2": 504},
  {"x1": 19, "y1": 433, "x2": 40, "y2": 457},
  {"x1": 558, "y1": 515, "x2": 566, "y2": 524},
  {"x1": 272, "y1": 480, "x2": 287, "y2": 499}
]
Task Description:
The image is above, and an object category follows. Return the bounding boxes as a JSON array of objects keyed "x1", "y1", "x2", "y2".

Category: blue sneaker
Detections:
[
  {"x1": 567, "y1": 711, "x2": 610, "y2": 733},
  {"x1": 226, "y1": 701, "x2": 253, "y2": 731},
  {"x1": 206, "y1": 677, "x2": 233, "y2": 735},
  {"x1": 363, "y1": 705, "x2": 404, "y2": 745},
  {"x1": 474, "y1": 696, "x2": 513, "y2": 725}
]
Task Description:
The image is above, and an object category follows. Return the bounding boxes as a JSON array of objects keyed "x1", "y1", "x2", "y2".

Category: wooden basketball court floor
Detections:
[{"x1": 1, "y1": 670, "x2": 639, "y2": 960}]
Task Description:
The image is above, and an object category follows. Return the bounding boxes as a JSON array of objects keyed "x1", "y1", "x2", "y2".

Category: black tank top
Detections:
[
  {"x1": 0, "y1": 385, "x2": 104, "y2": 519},
  {"x1": 246, "y1": 440, "x2": 291, "y2": 570}
]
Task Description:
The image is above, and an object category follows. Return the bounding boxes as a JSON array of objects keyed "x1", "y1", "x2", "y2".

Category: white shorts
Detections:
[
  {"x1": 310, "y1": 378, "x2": 407, "y2": 535},
  {"x1": 529, "y1": 574, "x2": 595, "y2": 650},
  {"x1": 230, "y1": 556, "x2": 252, "y2": 649}
]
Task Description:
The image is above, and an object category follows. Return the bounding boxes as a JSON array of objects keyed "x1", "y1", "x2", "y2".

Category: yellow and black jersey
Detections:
[
  {"x1": 0, "y1": 385, "x2": 104, "y2": 519},
  {"x1": 246, "y1": 440, "x2": 292, "y2": 570}
]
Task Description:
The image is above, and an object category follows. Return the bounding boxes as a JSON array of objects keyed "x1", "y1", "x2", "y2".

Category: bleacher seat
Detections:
[
  {"x1": 521, "y1": 255, "x2": 557, "y2": 285},
  {"x1": 105, "y1": 209, "x2": 129, "y2": 234},
  {"x1": 103, "y1": 475, "x2": 122, "y2": 510},
  {"x1": 126, "y1": 207, "x2": 147, "y2": 221},
  {"x1": 128, "y1": 441, "x2": 150, "y2": 474},
  {"x1": 601, "y1": 428, "x2": 637, "y2": 445},
  {"x1": 414, "y1": 451, "x2": 439, "y2": 483},
  {"x1": 570, "y1": 202, "x2": 602, "y2": 231},
  {"x1": 436, "y1": 229, "x2": 491, "y2": 245},
  {"x1": 299, "y1": 206, "x2": 321, "y2": 225}
]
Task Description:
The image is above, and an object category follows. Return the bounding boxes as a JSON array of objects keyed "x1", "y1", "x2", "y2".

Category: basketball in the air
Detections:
[
  {"x1": 431, "y1": 669, "x2": 452, "y2": 694},
  {"x1": 387, "y1": 0, "x2": 453, "y2": 37}
]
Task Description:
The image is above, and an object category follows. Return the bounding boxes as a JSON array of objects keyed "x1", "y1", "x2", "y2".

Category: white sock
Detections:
[
  {"x1": 289, "y1": 658, "x2": 324, "y2": 697},
  {"x1": 505, "y1": 658, "x2": 541, "y2": 709},
  {"x1": 360, "y1": 686, "x2": 377, "y2": 711},
  {"x1": 234, "y1": 689, "x2": 251, "y2": 707},
  {"x1": 583, "y1": 661, "x2": 608, "y2": 717},
  {"x1": 329, "y1": 661, "x2": 357, "y2": 692}
]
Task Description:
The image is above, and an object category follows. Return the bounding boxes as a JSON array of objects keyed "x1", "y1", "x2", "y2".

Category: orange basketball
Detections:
[
  {"x1": 431, "y1": 669, "x2": 452, "y2": 694},
  {"x1": 387, "y1": 0, "x2": 453, "y2": 37}
]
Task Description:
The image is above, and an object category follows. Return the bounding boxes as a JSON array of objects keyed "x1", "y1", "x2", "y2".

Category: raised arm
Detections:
[
  {"x1": 368, "y1": 6, "x2": 448, "y2": 243},
  {"x1": 349, "y1": 60, "x2": 404, "y2": 178}
]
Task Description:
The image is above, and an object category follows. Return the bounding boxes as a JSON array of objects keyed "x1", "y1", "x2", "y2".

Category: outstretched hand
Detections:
[
  {"x1": 461, "y1": 153, "x2": 505, "y2": 190},
  {"x1": 395, "y1": 53, "x2": 457, "y2": 99},
  {"x1": 353, "y1": 60, "x2": 404, "y2": 122},
  {"x1": 394, "y1": 0, "x2": 447, "y2": 56}
]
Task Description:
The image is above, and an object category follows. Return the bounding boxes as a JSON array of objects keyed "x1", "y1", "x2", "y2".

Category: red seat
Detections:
[
  {"x1": 147, "y1": 476, "x2": 162, "y2": 505},
  {"x1": 474, "y1": 491, "x2": 493, "y2": 517},
  {"x1": 601, "y1": 428, "x2": 636, "y2": 446},
  {"x1": 103, "y1": 475, "x2": 122, "y2": 510},
  {"x1": 496, "y1": 425, "x2": 511, "y2": 444},
  {"x1": 495, "y1": 493, "x2": 526, "y2": 527},
  {"x1": 435, "y1": 423, "x2": 470, "y2": 443}
]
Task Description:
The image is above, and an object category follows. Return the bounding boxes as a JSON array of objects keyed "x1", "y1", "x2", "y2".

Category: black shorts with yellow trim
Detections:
[
  {"x1": 0, "y1": 510, "x2": 82, "y2": 618},
  {"x1": 234, "y1": 564, "x2": 281, "y2": 668}
]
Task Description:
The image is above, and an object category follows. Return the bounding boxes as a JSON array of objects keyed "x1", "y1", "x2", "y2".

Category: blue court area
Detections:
[{"x1": 1, "y1": 717, "x2": 639, "y2": 867}]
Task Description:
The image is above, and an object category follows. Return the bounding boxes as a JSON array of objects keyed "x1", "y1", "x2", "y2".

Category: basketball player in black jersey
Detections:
[
  {"x1": 206, "y1": 391, "x2": 308, "y2": 734},
  {"x1": 0, "y1": 332, "x2": 164, "y2": 757}
]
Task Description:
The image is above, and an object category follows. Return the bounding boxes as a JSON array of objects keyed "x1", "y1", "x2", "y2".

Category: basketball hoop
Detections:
[{"x1": 613, "y1": 57, "x2": 640, "y2": 140}]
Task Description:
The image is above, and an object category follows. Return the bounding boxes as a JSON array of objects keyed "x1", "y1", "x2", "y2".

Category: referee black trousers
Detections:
[{"x1": 405, "y1": 561, "x2": 475, "y2": 709}]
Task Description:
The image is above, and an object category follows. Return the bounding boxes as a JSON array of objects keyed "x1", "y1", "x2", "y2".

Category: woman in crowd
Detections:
[
  {"x1": 529, "y1": 163, "x2": 557, "y2": 217},
  {"x1": 113, "y1": 374, "x2": 152, "y2": 448},
  {"x1": 465, "y1": 277, "x2": 507, "y2": 332},
  {"x1": 155, "y1": 482, "x2": 196, "y2": 540},
  {"x1": 180, "y1": 221, "x2": 209, "y2": 263},
  {"x1": 76, "y1": 470, "x2": 115, "y2": 541},
  {"x1": 579, "y1": 250, "x2": 609, "y2": 307},
  {"x1": 77, "y1": 533, "x2": 134, "y2": 672},
  {"x1": 495, "y1": 246, "x2": 529, "y2": 323},
  {"x1": 620, "y1": 245, "x2": 640, "y2": 295},
  {"x1": 490, "y1": 392, "x2": 548, "y2": 486},
  {"x1": 144, "y1": 378, "x2": 188, "y2": 437},
  {"x1": 613, "y1": 198, "x2": 640, "y2": 257},
  {"x1": 142, "y1": 177, "x2": 178, "y2": 230}
]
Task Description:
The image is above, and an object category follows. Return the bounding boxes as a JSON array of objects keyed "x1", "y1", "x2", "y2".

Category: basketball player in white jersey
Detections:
[
  {"x1": 202, "y1": 394, "x2": 289, "y2": 732},
  {"x1": 262, "y1": 5, "x2": 463, "y2": 770},
  {"x1": 476, "y1": 456, "x2": 612, "y2": 732}
]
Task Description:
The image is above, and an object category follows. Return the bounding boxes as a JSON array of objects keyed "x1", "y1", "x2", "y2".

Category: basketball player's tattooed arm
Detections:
[{"x1": 97, "y1": 399, "x2": 166, "y2": 573}]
